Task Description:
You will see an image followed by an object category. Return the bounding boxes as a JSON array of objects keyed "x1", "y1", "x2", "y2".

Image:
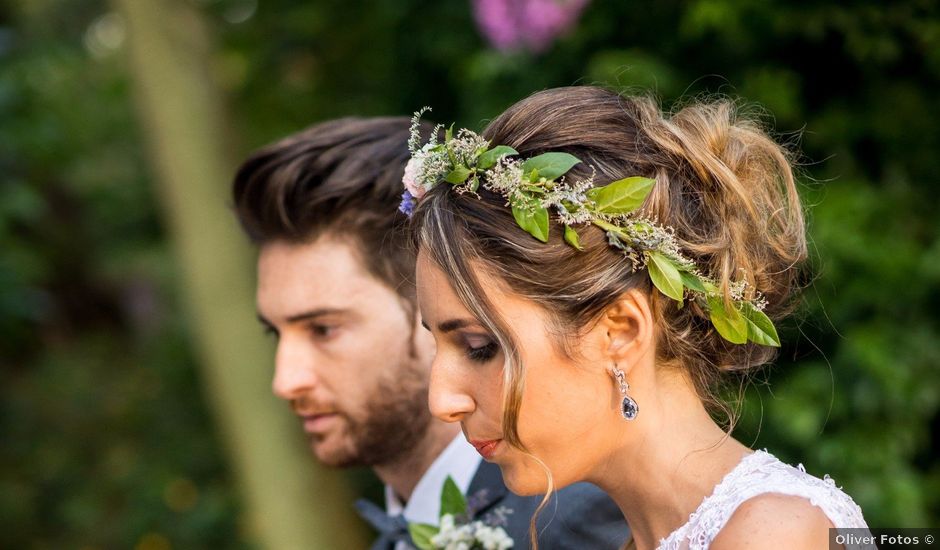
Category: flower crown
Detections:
[{"x1": 401, "y1": 108, "x2": 779, "y2": 347}]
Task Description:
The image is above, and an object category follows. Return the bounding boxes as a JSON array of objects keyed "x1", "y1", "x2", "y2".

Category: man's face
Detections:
[{"x1": 256, "y1": 236, "x2": 435, "y2": 467}]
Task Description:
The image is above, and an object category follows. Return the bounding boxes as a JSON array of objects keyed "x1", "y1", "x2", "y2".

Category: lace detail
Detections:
[{"x1": 657, "y1": 450, "x2": 869, "y2": 550}]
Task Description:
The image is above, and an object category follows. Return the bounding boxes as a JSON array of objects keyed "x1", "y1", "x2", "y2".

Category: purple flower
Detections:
[
  {"x1": 466, "y1": 488, "x2": 491, "y2": 517},
  {"x1": 482, "y1": 505, "x2": 514, "y2": 527},
  {"x1": 472, "y1": 0, "x2": 591, "y2": 53},
  {"x1": 399, "y1": 189, "x2": 416, "y2": 217}
]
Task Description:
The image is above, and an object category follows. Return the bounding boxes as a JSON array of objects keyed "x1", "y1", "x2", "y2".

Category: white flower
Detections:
[
  {"x1": 483, "y1": 158, "x2": 524, "y2": 194},
  {"x1": 476, "y1": 524, "x2": 514, "y2": 550},
  {"x1": 427, "y1": 513, "x2": 513, "y2": 550},
  {"x1": 403, "y1": 154, "x2": 427, "y2": 199},
  {"x1": 439, "y1": 514, "x2": 456, "y2": 532}
]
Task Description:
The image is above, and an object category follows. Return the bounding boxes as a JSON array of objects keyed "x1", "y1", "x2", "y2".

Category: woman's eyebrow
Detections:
[{"x1": 421, "y1": 318, "x2": 478, "y2": 333}]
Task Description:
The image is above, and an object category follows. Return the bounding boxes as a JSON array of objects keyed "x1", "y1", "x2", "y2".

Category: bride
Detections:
[{"x1": 405, "y1": 86, "x2": 869, "y2": 549}]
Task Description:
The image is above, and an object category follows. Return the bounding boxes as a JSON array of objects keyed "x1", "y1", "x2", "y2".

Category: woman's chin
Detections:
[{"x1": 499, "y1": 463, "x2": 551, "y2": 496}]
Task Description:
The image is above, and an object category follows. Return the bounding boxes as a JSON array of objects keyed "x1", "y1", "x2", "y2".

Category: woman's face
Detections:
[{"x1": 416, "y1": 250, "x2": 618, "y2": 495}]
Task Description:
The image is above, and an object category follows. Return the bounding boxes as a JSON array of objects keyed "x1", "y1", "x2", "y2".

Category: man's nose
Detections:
[
  {"x1": 428, "y1": 356, "x2": 475, "y2": 423},
  {"x1": 271, "y1": 338, "x2": 319, "y2": 401}
]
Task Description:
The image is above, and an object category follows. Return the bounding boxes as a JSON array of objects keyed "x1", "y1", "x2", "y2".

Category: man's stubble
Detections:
[{"x1": 310, "y1": 353, "x2": 432, "y2": 468}]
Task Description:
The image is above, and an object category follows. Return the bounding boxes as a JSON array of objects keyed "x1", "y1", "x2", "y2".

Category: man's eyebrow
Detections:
[{"x1": 256, "y1": 308, "x2": 346, "y2": 326}]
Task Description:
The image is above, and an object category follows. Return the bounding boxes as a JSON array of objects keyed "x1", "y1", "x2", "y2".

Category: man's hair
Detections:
[{"x1": 232, "y1": 116, "x2": 434, "y2": 306}]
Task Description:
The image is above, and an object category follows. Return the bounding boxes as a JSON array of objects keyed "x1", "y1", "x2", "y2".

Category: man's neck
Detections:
[{"x1": 373, "y1": 420, "x2": 461, "y2": 503}]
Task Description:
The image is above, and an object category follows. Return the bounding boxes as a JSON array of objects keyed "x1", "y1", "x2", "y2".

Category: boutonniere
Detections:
[{"x1": 408, "y1": 476, "x2": 514, "y2": 550}]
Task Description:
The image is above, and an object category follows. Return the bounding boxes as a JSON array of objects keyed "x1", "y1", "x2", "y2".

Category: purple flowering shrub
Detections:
[{"x1": 472, "y1": 0, "x2": 591, "y2": 53}]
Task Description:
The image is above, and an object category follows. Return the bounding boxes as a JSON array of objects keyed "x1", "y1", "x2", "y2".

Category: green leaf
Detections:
[
  {"x1": 408, "y1": 523, "x2": 439, "y2": 550},
  {"x1": 477, "y1": 145, "x2": 518, "y2": 169},
  {"x1": 680, "y1": 271, "x2": 706, "y2": 293},
  {"x1": 707, "y1": 296, "x2": 748, "y2": 344},
  {"x1": 528, "y1": 168, "x2": 540, "y2": 182},
  {"x1": 445, "y1": 166, "x2": 472, "y2": 184},
  {"x1": 647, "y1": 251, "x2": 684, "y2": 301},
  {"x1": 439, "y1": 476, "x2": 467, "y2": 518},
  {"x1": 511, "y1": 197, "x2": 550, "y2": 242},
  {"x1": 701, "y1": 280, "x2": 720, "y2": 294},
  {"x1": 741, "y1": 302, "x2": 780, "y2": 347},
  {"x1": 592, "y1": 219, "x2": 621, "y2": 233},
  {"x1": 587, "y1": 176, "x2": 655, "y2": 214},
  {"x1": 521, "y1": 152, "x2": 581, "y2": 180},
  {"x1": 564, "y1": 225, "x2": 583, "y2": 250},
  {"x1": 445, "y1": 123, "x2": 454, "y2": 143}
]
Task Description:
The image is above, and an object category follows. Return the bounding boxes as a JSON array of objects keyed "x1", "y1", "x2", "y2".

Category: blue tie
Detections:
[{"x1": 354, "y1": 499, "x2": 411, "y2": 549}]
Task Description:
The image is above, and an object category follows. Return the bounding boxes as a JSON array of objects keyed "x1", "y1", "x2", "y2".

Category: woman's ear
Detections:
[{"x1": 601, "y1": 289, "x2": 654, "y2": 372}]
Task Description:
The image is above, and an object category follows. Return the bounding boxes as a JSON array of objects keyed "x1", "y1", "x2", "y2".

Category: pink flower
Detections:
[
  {"x1": 403, "y1": 155, "x2": 427, "y2": 199},
  {"x1": 472, "y1": 0, "x2": 591, "y2": 53}
]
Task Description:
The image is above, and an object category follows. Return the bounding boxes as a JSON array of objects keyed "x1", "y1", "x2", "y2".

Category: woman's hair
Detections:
[{"x1": 412, "y1": 86, "x2": 807, "y2": 445}]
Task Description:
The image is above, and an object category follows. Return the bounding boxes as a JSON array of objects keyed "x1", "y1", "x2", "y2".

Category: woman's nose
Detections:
[{"x1": 427, "y1": 356, "x2": 476, "y2": 423}]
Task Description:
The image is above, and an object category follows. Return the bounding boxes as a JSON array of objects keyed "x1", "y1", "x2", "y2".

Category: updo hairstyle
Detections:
[{"x1": 412, "y1": 86, "x2": 807, "y2": 447}]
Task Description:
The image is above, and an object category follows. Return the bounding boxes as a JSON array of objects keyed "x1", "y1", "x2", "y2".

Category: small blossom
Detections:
[
  {"x1": 403, "y1": 155, "x2": 427, "y2": 199},
  {"x1": 416, "y1": 146, "x2": 452, "y2": 191},
  {"x1": 484, "y1": 158, "x2": 525, "y2": 193},
  {"x1": 398, "y1": 190, "x2": 416, "y2": 217},
  {"x1": 450, "y1": 130, "x2": 490, "y2": 167},
  {"x1": 466, "y1": 489, "x2": 491, "y2": 517}
]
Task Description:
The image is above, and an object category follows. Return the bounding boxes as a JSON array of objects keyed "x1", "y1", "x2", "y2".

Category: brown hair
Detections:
[
  {"x1": 412, "y1": 86, "x2": 807, "y2": 447},
  {"x1": 232, "y1": 117, "x2": 437, "y2": 306}
]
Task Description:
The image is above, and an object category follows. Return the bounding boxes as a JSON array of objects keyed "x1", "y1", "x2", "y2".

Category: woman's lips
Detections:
[{"x1": 469, "y1": 439, "x2": 502, "y2": 460}]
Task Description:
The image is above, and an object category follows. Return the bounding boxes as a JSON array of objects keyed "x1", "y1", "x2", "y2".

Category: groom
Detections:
[{"x1": 231, "y1": 117, "x2": 629, "y2": 549}]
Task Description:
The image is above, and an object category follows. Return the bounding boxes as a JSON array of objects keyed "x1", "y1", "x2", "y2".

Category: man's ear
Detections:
[{"x1": 600, "y1": 288, "x2": 654, "y2": 372}]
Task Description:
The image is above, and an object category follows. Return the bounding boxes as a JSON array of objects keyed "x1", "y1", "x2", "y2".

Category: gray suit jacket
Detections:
[{"x1": 362, "y1": 461, "x2": 629, "y2": 550}]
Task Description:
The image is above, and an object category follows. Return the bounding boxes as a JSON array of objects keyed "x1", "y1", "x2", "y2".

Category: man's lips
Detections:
[
  {"x1": 469, "y1": 439, "x2": 503, "y2": 460},
  {"x1": 301, "y1": 413, "x2": 340, "y2": 434}
]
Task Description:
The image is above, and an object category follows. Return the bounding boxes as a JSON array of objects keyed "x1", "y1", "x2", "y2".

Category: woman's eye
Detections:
[
  {"x1": 465, "y1": 336, "x2": 499, "y2": 363},
  {"x1": 467, "y1": 343, "x2": 498, "y2": 362}
]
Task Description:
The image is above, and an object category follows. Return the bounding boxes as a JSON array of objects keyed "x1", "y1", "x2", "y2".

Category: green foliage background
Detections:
[{"x1": 1, "y1": 0, "x2": 938, "y2": 546}]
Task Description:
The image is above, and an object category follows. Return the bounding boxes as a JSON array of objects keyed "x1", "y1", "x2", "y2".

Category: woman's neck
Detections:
[{"x1": 587, "y1": 371, "x2": 751, "y2": 550}]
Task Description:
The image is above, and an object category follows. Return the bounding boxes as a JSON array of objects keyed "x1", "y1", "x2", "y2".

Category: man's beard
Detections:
[{"x1": 318, "y1": 358, "x2": 432, "y2": 468}]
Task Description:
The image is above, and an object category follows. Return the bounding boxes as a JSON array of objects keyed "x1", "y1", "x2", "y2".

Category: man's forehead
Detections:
[
  {"x1": 257, "y1": 239, "x2": 368, "y2": 301},
  {"x1": 256, "y1": 235, "x2": 410, "y2": 324},
  {"x1": 259, "y1": 236, "x2": 369, "y2": 278}
]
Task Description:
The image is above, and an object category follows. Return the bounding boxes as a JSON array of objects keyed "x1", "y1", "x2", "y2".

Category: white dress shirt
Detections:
[{"x1": 384, "y1": 434, "x2": 483, "y2": 548}]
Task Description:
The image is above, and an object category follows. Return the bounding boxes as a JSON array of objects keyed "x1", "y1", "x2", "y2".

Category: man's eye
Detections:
[{"x1": 309, "y1": 324, "x2": 336, "y2": 338}]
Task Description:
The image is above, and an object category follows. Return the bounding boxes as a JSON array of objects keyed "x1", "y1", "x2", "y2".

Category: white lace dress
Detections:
[{"x1": 657, "y1": 450, "x2": 871, "y2": 550}]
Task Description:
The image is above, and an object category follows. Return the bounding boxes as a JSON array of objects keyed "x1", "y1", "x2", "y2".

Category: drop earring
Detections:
[{"x1": 612, "y1": 365, "x2": 639, "y2": 420}]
